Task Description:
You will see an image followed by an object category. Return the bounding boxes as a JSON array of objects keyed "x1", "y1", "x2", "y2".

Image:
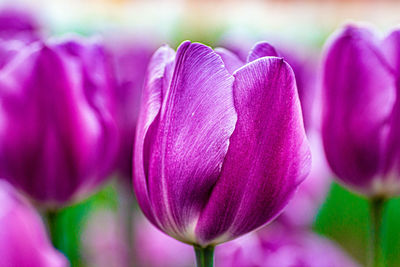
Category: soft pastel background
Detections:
[{"x1": 2, "y1": 0, "x2": 400, "y2": 266}]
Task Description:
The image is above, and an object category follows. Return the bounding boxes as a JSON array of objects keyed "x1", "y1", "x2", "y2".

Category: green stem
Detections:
[
  {"x1": 369, "y1": 197, "x2": 386, "y2": 267},
  {"x1": 194, "y1": 245, "x2": 214, "y2": 267},
  {"x1": 45, "y1": 210, "x2": 60, "y2": 249}
]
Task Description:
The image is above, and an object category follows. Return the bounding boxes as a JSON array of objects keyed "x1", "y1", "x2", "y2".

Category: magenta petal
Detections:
[
  {"x1": 215, "y1": 47, "x2": 244, "y2": 74},
  {"x1": 0, "y1": 180, "x2": 68, "y2": 267},
  {"x1": 195, "y1": 57, "x2": 311, "y2": 244},
  {"x1": 247, "y1": 41, "x2": 279, "y2": 63},
  {"x1": 322, "y1": 25, "x2": 396, "y2": 193},
  {"x1": 133, "y1": 44, "x2": 176, "y2": 226},
  {"x1": 381, "y1": 30, "x2": 400, "y2": 187}
]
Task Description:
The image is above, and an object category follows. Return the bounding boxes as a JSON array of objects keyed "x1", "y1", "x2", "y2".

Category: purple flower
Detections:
[
  {"x1": 0, "y1": 180, "x2": 68, "y2": 267},
  {"x1": 0, "y1": 7, "x2": 41, "y2": 42},
  {"x1": 322, "y1": 25, "x2": 400, "y2": 196},
  {"x1": 105, "y1": 37, "x2": 160, "y2": 179},
  {"x1": 0, "y1": 36, "x2": 119, "y2": 206},
  {"x1": 133, "y1": 41, "x2": 311, "y2": 246},
  {"x1": 216, "y1": 224, "x2": 360, "y2": 267},
  {"x1": 0, "y1": 7, "x2": 41, "y2": 70},
  {"x1": 0, "y1": 38, "x2": 28, "y2": 69}
]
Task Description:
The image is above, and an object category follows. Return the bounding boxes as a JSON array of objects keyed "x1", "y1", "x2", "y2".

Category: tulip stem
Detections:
[
  {"x1": 45, "y1": 210, "x2": 60, "y2": 250},
  {"x1": 194, "y1": 245, "x2": 214, "y2": 267},
  {"x1": 369, "y1": 197, "x2": 386, "y2": 267}
]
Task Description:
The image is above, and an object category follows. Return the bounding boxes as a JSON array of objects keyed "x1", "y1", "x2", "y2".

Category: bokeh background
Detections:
[{"x1": 2, "y1": 0, "x2": 400, "y2": 266}]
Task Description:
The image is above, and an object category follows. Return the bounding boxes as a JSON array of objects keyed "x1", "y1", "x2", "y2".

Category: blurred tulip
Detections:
[
  {"x1": 0, "y1": 7, "x2": 42, "y2": 70},
  {"x1": 82, "y1": 209, "x2": 129, "y2": 267},
  {"x1": 0, "y1": 36, "x2": 119, "y2": 206},
  {"x1": 0, "y1": 180, "x2": 68, "y2": 267},
  {"x1": 0, "y1": 6, "x2": 41, "y2": 42},
  {"x1": 133, "y1": 40, "x2": 310, "y2": 248},
  {"x1": 135, "y1": 215, "x2": 194, "y2": 267},
  {"x1": 216, "y1": 224, "x2": 360, "y2": 267},
  {"x1": 0, "y1": 38, "x2": 28, "y2": 69},
  {"x1": 322, "y1": 25, "x2": 400, "y2": 197},
  {"x1": 106, "y1": 37, "x2": 159, "y2": 179}
]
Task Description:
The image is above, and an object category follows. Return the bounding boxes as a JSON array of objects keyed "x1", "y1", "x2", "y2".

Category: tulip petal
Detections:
[
  {"x1": 133, "y1": 45, "x2": 176, "y2": 225},
  {"x1": 215, "y1": 47, "x2": 244, "y2": 74},
  {"x1": 247, "y1": 41, "x2": 279, "y2": 63},
  {"x1": 380, "y1": 30, "x2": 400, "y2": 192},
  {"x1": 322, "y1": 26, "x2": 396, "y2": 192},
  {"x1": 145, "y1": 42, "x2": 237, "y2": 240},
  {"x1": 196, "y1": 57, "x2": 310, "y2": 245}
]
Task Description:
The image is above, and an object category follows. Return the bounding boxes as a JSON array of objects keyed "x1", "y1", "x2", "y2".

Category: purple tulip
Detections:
[
  {"x1": 0, "y1": 7, "x2": 41, "y2": 70},
  {"x1": 216, "y1": 224, "x2": 360, "y2": 267},
  {"x1": 0, "y1": 36, "x2": 118, "y2": 206},
  {"x1": 105, "y1": 37, "x2": 159, "y2": 179},
  {"x1": 0, "y1": 7, "x2": 41, "y2": 42},
  {"x1": 0, "y1": 180, "x2": 68, "y2": 267},
  {"x1": 133, "y1": 40, "x2": 311, "y2": 248},
  {"x1": 322, "y1": 25, "x2": 400, "y2": 196}
]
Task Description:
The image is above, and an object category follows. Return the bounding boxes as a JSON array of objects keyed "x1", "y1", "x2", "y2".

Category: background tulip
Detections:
[
  {"x1": 0, "y1": 180, "x2": 68, "y2": 267},
  {"x1": 322, "y1": 25, "x2": 398, "y2": 197},
  {"x1": 321, "y1": 24, "x2": 400, "y2": 266},
  {"x1": 0, "y1": 6, "x2": 41, "y2": 42},
  {"x1": 216, "y1": 224, "x2": 360, "y2": 267},
  {"x1": 133, "y1": 40, "x2": 311, "y2": 266},
  {"x1": 134, "y1": 215, "x2": 194, "y2": 267},
  {"x1": 106, "y1": 36, "x2": 159, "y2": 180},
  {"x1": 0, "y1": 7, "x2": 42, "y2": 69},
  {"x1": 0, "y1": 36, "x2": 118, "y2": 206}
]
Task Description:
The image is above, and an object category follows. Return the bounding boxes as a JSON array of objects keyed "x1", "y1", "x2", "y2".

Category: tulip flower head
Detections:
[
  {"x1": 0, "y1": 180, "x2": 68, "y2": 267},
  {"x1": 0, "y1": 36, "x2": 118, "y2": 206},
  {"x1": 133, "y1": 41, "x2": 311, "y2": 248},
  {"x1": 322, "y1": 25, "x2": 400, "y2": 197}
]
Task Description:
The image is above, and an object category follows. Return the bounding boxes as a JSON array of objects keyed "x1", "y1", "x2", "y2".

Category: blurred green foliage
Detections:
[
  {"x1": 315, "y1": 182, "x2": 400, "y2": 267},
  {"x1": 51, "y1": 180, "x2": 119, "y2": 267}
]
